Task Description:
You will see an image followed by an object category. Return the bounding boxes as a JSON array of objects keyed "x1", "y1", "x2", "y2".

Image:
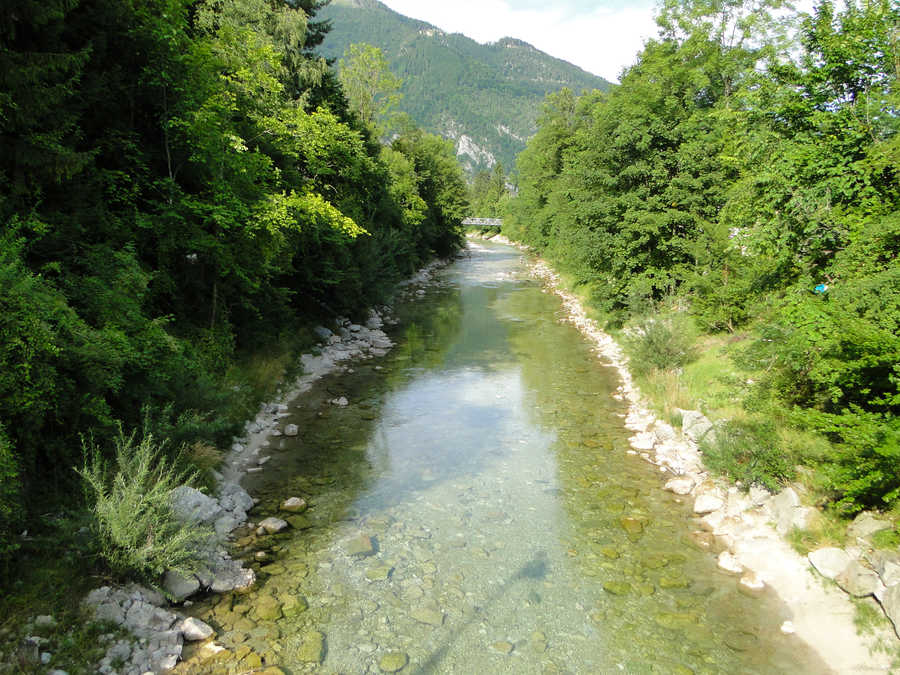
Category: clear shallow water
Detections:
[{"x1": 180, "y1": 242, "x2": 827, "y2": 674}]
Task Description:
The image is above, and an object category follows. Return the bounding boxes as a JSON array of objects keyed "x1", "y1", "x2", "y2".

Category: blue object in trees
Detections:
[{"x1": 814, "y1": 284, "x2": 828, "y2": 294}]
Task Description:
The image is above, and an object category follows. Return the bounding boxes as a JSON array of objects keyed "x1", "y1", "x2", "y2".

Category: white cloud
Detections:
[{"x1": 379, "y1": 0, "x2": 659, "y2": 82}]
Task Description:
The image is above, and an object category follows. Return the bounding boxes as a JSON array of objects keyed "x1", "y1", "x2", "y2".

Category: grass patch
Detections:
[
  {"x1": 701, "y1": 418, "x2": 795, "y2": 492},
  {"x1": 785, "y1": 513, "x2": 848, "y2": 555},
  {"x1": 624, "y1": 314, "x2": 697, "y2": 377}
]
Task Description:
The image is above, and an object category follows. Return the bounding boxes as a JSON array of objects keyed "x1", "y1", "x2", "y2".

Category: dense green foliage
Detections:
[
  {"x1": 0, "y1": 0, "x2": 468, "y2": 565},
  {"x1": 506, "y1": 0, "x2": 899, "y2": 513},
  {"x1": 468, "y1": 163, "x2": 511, "y2": 219},
  {"x1": 319, "y1": 0, "x2": 611, "y2": 173}
]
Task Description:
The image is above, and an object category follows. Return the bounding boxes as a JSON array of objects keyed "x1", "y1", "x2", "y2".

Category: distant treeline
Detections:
[
  {"x1": 505, "y1": 0, "x2": 899, "y2": 514},
  {"x1": 0, "y1": 0, "x2": 468, "y2": 559}
]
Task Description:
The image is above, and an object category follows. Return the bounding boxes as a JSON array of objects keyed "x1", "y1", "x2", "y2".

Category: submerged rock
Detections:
[
  {"x1": 409, "y1": 606, "x2": 443, "y2": 627},
  {"x1": 379, "y1": 651, "x2": 409, "y2": 672},
  {"x1": 283, "y1": 424, "x2": 299, "y2": 437},
  {"x1": 258, "y1": 517, "x2": 288, "y2": 534},
  {"x1": 297, "y1": 630, "x2": 326, "y2": 663},
  {"x1": 346, "y1": 534, "x2": 376, "y2": 557},
  {"x1": 280, "y1": 497, "x2": 308, "y2": 513},
  {"x1": 181, "y1": 617, "x2": 214, "y2": 641}
]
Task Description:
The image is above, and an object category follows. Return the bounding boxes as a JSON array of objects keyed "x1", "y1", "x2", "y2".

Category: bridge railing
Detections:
[{"x1": 462, "y1": 218, "x2": 503, "y2": 226}]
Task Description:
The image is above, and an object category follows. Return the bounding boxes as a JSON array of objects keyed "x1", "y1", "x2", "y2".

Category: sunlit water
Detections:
[{"x1": 180, "y1": 242, "x2": 827, "y2": 674}]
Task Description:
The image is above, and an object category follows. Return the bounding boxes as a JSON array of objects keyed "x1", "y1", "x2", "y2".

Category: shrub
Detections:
[
  {"x1": 701, "y1": 419, "x2": 795, "y2": 492},
  {"x1": 0, "y1": 423, "x2": 22, "y2": 563},
  {"x1": 625, "y1": 314, "x2": 697, "y2": 377},
  {"x1": 77, "y1": 429, "x2": 211, "y2": 581}
]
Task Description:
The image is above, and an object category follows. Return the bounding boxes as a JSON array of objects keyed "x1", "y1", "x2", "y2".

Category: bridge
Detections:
[{"x1": 462, "y1": 218, "x2": 503, "y2": 226}]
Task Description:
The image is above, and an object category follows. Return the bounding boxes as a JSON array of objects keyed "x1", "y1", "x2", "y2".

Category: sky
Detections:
[{"x1": 378, "y1": 0, "x2": 660, "y2": 82}]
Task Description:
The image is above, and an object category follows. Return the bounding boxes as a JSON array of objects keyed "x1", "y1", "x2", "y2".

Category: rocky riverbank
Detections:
[
  {"x1": 506, "y1": 236, "x2": 898, "y2": 672},
  {"x1": 75, "y1": 257, "x2": 454, "y2": 674}
]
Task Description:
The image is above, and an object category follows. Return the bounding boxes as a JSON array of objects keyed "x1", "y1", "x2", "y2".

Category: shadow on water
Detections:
[{"x1": 412, "y1": 550, "x2": 551, "y2": 675}]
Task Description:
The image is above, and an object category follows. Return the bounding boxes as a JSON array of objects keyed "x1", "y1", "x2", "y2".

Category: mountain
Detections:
[{"x1": 319, "y1": 0, "x2": 612, "y2": 174}]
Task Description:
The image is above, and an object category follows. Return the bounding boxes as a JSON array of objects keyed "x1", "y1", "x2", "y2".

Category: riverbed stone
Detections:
[
  {"x1": 346, "y1": 534, "x2": 376, "y2": 557},
  {"x1": 283, "y1": 424, "x2": 299, "y2": 437},
  {"x1": 280, "y1": 497, "x2": 308, "y2": 513},
  {"x1": 409, "y1": 606, "x2": 443, "y2": 627},
  {"x1": 835, "y1": 560, "x2": 884, "y2": 598},
  {"x1": 620, "y1": 517, "x2": 644, "y2": 536},
  {"x1": 686, "y1": 530, "x2": 715, "y2": 551},
  {"x1": 163, "y1": 570, "x2": 200, "y2": 602},
  {"x1": 717, "y1": 552, "x2": 743, "y2": 575},
  {"x1": 366, "y1": 564, "x2": 394, "y2": 581},
  {"x1": 738, "y1": 571, "x2": 766, "y2": 597},
  {"x1": 664, "y1": 478, "x2": 694, "y2": 496},
  {"x1": 491, "y1": 641, "x2": 514, "y2": 654},
  {"x1": 808, "y1": 548, "x2": 851, "y2": 580},
  {"x1": 254, "y1": 595, "x2": 283, "y2": 621},
  {"x1": 693, "y1": 494, "x2": 725, "y2": 515},
  {"x1": 258, "y1": 517, "x2": 288, "y2": 534},
  {"x1": 282, "y1": 594, "x2": 308, "y2": 617},
  {"x1": 298, "y1": 631, "x2": 326, "y2": 663},
  {"x1": 379, "y1": 651, "x2": 409, "y2": 672},
  {"x1": 181, "y1": 617, "x2": 214, "y2": 641},
  {"x1": 603, "y1": 581, "x2": 632, "y2": 596}
]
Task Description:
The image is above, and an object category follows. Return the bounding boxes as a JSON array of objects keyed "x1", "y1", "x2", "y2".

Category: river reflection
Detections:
[{"x1": 179, "y1": 242, "x2": 828, "y2": 674}]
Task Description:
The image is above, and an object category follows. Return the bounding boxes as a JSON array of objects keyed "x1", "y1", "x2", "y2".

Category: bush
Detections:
[
  {"x1": 701, "y1": 419, "x2": 795, "y2": 492},
  {"x1": 0, "y1": 423, "x2": 21, "y2": 562},
  {"x1": 77, "y1": 429, "x2": 211, "y2": 581},
  {"x1": 625, "y1": 314, "x2": 697, "y2": 377}
]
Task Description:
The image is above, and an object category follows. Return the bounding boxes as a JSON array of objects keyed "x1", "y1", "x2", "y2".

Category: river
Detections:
[{"x1": 179, "y1": 241, "x2": 827, "y2": 674}]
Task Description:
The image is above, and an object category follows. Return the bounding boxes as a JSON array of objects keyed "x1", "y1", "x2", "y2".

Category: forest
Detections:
[
  {"x1": 0, "y1": 0, "x2": 469, "y2": 570},
  {"x1": 504, "y1": 0, "x2": 899, "y2": 518}
]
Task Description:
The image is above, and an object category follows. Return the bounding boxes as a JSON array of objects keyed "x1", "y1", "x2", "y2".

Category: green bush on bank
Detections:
[
  {"x1": 625, "y1": 314, "x2": 698, "y2": 377},
  {"x1": 701, "y1": 419, "x2": 795, "y2": 492},
  {"x1": 77, "y1": 430, "x2": 211, "y2": 582}
]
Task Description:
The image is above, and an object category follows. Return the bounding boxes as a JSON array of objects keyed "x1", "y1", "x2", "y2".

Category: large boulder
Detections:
[
  {"x1": 681, "y1": 410, "x2": 714, "y2": 443},
  {"x1": 170, "y1": 486, "x2": 222, "y2": 525},
  {"x1": 163, "y1": 570, "x2": 200, "y2": 603},
  {"x1": 768, "y1": 487, "x2": 820, "y2": 535},
  {"x1": 883, "y1": 583, "x2": 900, "y2": 638},
  {"x1": 847, "y1": 512, "x2": 893, "y2": 540},
  {"x1": 835, "y1": 560, "x2": 884, "y2": 598},
  {"x1": 808, "y1": 548, "x2": 851, "y2": 580}
]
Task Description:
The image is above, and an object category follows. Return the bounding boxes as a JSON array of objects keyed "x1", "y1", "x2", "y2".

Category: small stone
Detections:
[
  {"x1": 724, "y1": 629, "x2": 759, "y2": 651},
  {"x1": 366, "y1": 564, "x2": 394, "y2": 581},
  {"x1": 378, "y1": 651, "x2": 409, "y2": 672},
  {"x1": 693, "y1": 494, "x2": 725, "y2": 515},
  {"x1": 603, "y1": 581, "x2": 632, "y2": 595},
  {"x1": 620, "y1": 517, "x2": 644, "y2": 536},
  {"x1": 780, "y1": 621, "x2": 796, "y2": 634},
  {"x1": 717, "y1": 551, "x2": 743, "y2": 575},
  {"x1": 280, "y1": 497, "x2": 308, "y2": 513},
  {"x1": 491, "y1": 641, "x2": 514, "y2": 654},
  {"x1": 738, "y1": 571, "x2": 766, "y2": 597},
  {"x1": 286, "y1": 514, "x2": 313, "y2": 530},
  {"x1": 297, "y1": 631, "x2": 326, "y2": 664},
  {"x1": 664, "y1": 478, "x2": 694, "y2": 496},
  {"x1": 686, "y1": 530, "x2": 715, "y2": 551},
  {"x1": 258, "y1": 517, "x2": 288, "y2": 534},
  {"x1": 346, "y1": 534, "x2": 376, "y2": 557},
  {"x1": 283, "y1": 424, "x2": 299, "y2": 437},
  {"x1": 808, "y1": 548, "x2": 851, "y2": 580},
  {"x1": 409, "y1": 606, "x2": 443, "y2": 627},
  {"x1": 181, "y1": 617, "x2": 215, "y2": 641}
]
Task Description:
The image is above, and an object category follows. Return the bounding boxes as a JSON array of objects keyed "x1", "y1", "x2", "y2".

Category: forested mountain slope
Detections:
[{"x1": 319, "y1": 0, "x2": 612, "y2": 173}]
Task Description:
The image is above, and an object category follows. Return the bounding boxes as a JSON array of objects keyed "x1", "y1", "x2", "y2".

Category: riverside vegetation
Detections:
[
  {"x1": 502, "y1": 0, "x2": 899, "y2": 541},
  {"x1": 0, "y1": 0, "x2": 469, "y2": 664}
]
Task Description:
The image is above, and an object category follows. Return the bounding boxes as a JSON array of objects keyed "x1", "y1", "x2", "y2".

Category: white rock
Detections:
[
  {"x1": 883, "y1": 584, "x2": 900, "y2": 638},
  {"x1": 331, "y1": 397, "x2": 349, "y2": 407},
  {"x1": 258, "y1": 517, "x2": 288, "y2": 534},
  {"x1": 170, "y1": 486, "x2": 222, "y2": 525},
  {"x1": 808, "y1": 548, "x2": 852, "y2": 580},
  {"x1": 181, "y1": 617, "x2": 214, "y2": 641},
  {"x1": 629, "y1": 432, "x2": 656, "y2": 451},
  {"x1": 280, "y1": 497, "x2": 308, "y2": 513},
  {"x1": 780, "y1": 621, "x2": 796, "y2": 634},
  {"x1": 694, "y1": 494, "x2": 725, "y2": 515},
  {"x1": 717, "y1": 551, "x2": 744, "y2": 574},
  {"x1": 739, "y1": 570, "x2": 766, "y2": 594},
  {"x1": 34, "y1": 615, "x2": 57, "y2": 629},
  {"x1": 283, "y1": 424, "x2": 299, "y2": 437},
  {"x1": 664, "y1": 478, "x2": 694, "y2": 496},
  {"x1": 681, "y1": 410, "x2": 714, "y2": 442}
]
